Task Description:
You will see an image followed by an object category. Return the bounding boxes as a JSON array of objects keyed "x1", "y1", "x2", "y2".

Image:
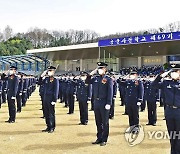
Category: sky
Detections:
[{"x1": 0, "y1": 0, "x2": 179, "y2": 36}]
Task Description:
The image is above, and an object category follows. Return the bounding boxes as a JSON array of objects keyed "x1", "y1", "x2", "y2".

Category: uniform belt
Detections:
[{"x1": 166, "y1": 105, "x2": 180, "y2": 109}]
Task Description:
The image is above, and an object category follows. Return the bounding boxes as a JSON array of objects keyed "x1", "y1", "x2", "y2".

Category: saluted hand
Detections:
[
  {"x1": 51, "y1": 102, "x2": 56, "y2": 105},
  {"x1": 41, "y1": 70, "x2": 47, "y2": 78},
  {"x1": 90, "y1": 68, "x2": 98, "y2": 76},
  {"x1": 160, "y1": 70, "x2": 172, "y2": 78}
]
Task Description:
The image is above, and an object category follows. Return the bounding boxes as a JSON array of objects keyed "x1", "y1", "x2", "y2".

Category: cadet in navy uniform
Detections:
[
  {"x1": 38, "y1": 66, "x2": 59, "y2": 133},
  {"x1": 140, "y1": 77, "x2": 147, "y2": 112},
  {"x1": 123, "y1": 72, "x2": 144, "y2": 133},
  {"x1": 0, "y1": 76, "x2": 3, "y2": 108},
  {"x1": 145, "y1": 75, "x2": 159, "y2": 126},
  {"x1": 39, "y1": 80, "x2": 45, "y2": 118},
  {"x1": 66, "y1": 74, "x2": 76, "y2": 114},
  {"x1": 76, "y1": 72, "x2": 92, "y2": 125},
  {"x1": 2, "y1": 75, "x2": 8, "y2": 104},
  {"x1": 16, "y1": 73, "x2": 23, "y2": 113},
  {"x1": 2, "y1": 66, "x2": 19, "y2": 123},
  {"x1": 152, "y1": 64, "x2": 180, "y2": 154},
  {"x1": 109, "y1": 73, "x2": 117, "y2": 119},
  {"x1": 22, "y1": 74, "x2": 28, "y2": 107},
  {"x1": 86, "y1": 62, "x2": 113, "y2": 146}
]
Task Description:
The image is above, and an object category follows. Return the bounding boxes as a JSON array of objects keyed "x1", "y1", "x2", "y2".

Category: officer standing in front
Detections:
[
  {"x1": 152, "y1": 64, "x2": 180, "y2": 154},
  {"x1": 2, "y1": 66, "x2": 19, "y2": 123},
  {"x1": 38, "y1": 66, "x2": 59, "y2": 133},
  {"x1": 86, "y1": 62, "x2": 113, "y2": 146}
]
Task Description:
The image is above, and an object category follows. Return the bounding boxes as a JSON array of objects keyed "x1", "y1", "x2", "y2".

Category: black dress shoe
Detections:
[
  {"x1": 109, "y1": 116, "x2": 114, "y2": 120},
  {"x1": 122, "y1": 113, "x2": 128, "y2": 115},
  {"x1": 48, "y1": 129, "x2": 54, "y2": 133},
  {"x1": 92, "y1": 140, "x2": 102, "y2": 144},
  {"x1": 5, "y1": 120, "x2": 11, "y2": 123},
  {"x1": 100, "y1": 142, "x2": 107, "y2": 146},
  {"x1": 17, "y1": 110, "x2": 21, "y2": 113},
  {"x1": 42, "y1": 128, "x2": 49, "y2": 132},
  {"x1": 10, "y1": 121, "x2": 15, "y2": 123},
  {"x1": 146, "y1": 123, "x2": 152, "y2": 125},
  {"x1": 152, "y1": 123, "x2": 156, "y2": 126}
]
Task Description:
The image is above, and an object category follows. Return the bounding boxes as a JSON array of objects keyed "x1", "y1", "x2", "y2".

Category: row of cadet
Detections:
[
  {"x1": 0, "y1": 66, "x2": 37, "y2": 123},
  {"x1": 38, "y1": 62, "x2": 180, "y2": 150}
]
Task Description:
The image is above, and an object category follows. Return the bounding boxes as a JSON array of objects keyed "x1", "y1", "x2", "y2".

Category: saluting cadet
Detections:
[
  {"x1": 2, "y1": 66, "x2": 19, "y2": 123},
  {"x1": 58, "y1": 76, "x2": 63, "y2": 103},
  {"x1": 86, "y1": 62, "x2": 113, "y2": 146},
  {"x1": 0, "y1": 76, "x2": 3, "y2": 108},
  {"x1": 38, "y1": 66, "x2": 59, "y2": 133},
  {"x1": 76, "y1": 72, "x2": 92, "y2": 125},
  {"x1": 66, "y1": 74, "x2": 76, "y2": 114},
  {"x1": 2, "y1": 75, "x2": 8, "y2": 104},
  {"x1": 39, "y1": 79, "x2": 45, "y2": 118},
  {"x1": 117, "y1": 76, "x2": 125, "y2": 106},
  {"x1": 140, "y1": 77, "x2": 147, "y2": 112},
  {"x1": 145, "y1": 75, "x2": 159, "y2": 126},
  {"x1": 16, "y1": 73, "x2": 23, "y2": 113},
  {"x1": 22, "y1": 74, "x2": 28, "y2": 107},
  {"x1": 123, "y1": 71, "x2": 144, "y2": 133},
  {"x1": 152, "y1": 64, "x2": 180, "y2": 154},
  {"x1": 62, "y1": 75, "x2": 68, "y2": 107},
  {"x1": 109, "y1": 73, "x2": 117, "y2": 119}
]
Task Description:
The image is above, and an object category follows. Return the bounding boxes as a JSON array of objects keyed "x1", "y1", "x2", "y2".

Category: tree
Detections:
[{"x1": 3, "y1": 25, "x2": 13, "y2": 41}]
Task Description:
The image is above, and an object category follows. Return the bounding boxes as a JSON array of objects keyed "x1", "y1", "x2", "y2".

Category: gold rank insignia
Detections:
[
  {"x1": 135, "y1": 80, "x2": 139, "y2": 86},
  {"x1": 50, "y1": 77, "x2": 54, "y2": 82},
  {"x1": 10, "y1": 76, "x2": 14, "y2": 80}
]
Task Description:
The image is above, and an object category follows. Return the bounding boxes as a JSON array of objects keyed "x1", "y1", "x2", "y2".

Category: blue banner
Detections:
[{"x1": 98, "y1": 32, "x2": 180, "y2": 47}]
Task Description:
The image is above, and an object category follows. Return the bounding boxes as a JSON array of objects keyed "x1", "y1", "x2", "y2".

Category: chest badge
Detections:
[
  {"x1": 135, "y1": 80, "x2": 139, "y2": 86},
  {"x1": 102, "y1": 78, "x2": 107, "y2": 84}
]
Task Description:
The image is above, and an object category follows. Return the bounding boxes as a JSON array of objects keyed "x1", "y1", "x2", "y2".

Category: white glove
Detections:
[
  {"x1": 41, "y1": 70, "x2": 47, "y2": 78},
  {"x1": 137, "y1": 102, "x2": 141, "y2": 106},
  {"x1": 19, "y1": 93, "x2": 22, "y2": 96},
  {"x1": 73, "y1": 95, "x2": 76, "y2": 99},
  {"x1": 161, "y1": 70, "x2": 172, "y2": 78},
  {"x1": 51, "y1": 102, "x2": 56, "y2": 105},
  {"x1": 90, "y1": 68, "x2": 98, "y2": 76},
  {"x1": 0, "y1": 92, "x2": 2, "y2": 94},
  {"x1": 105, "y1": 104, "x2": 111, "y2": 110},
  {"x1": 11, "y1": 96, "x2": 16, "y2": 100}
]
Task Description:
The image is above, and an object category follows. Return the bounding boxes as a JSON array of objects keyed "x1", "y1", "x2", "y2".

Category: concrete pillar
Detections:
[
  {"x1": 80, "y1": 59, "x2": 83, "y2": 71},
  {"x1": 162, "y1": 56, "x2": 167, "y2": 64},
  {"x1": 119, "y1": 58, "x2": 122, "y2": 69},
  {"x1": 116, "y1": 58, "x2": 120, "y2": 71},
  {"x1": 65, "y1": 60, "x2": 68, "y2": 71},
  {"x1": 138, "y1": 57, "x2": 142, "y2": 68}
]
